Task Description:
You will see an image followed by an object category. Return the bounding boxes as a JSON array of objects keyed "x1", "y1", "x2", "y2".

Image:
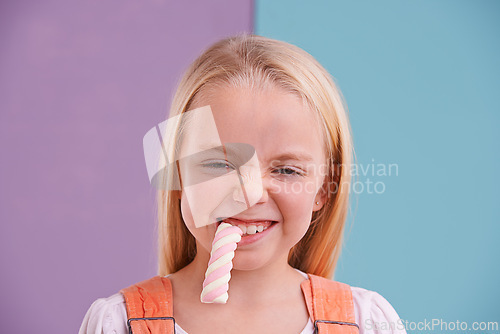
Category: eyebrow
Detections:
[
  {"x1": 268, "y1": 152, "x2": 314, "y2": 163},
  {"x1": 195, "y1": 143, "x2": 314, "y2": 163},
  {"x1": 196, "y1": 143, "x2": 243, "y2": 157}
]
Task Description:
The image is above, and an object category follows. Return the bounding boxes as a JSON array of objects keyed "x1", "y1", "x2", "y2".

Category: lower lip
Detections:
[{"x1": 236, "y1": 222, "x2": 278, "y2": 247}]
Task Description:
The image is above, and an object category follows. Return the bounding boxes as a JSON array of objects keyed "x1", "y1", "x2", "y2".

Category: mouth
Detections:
[{"x1": 216, "y1": 217, "x2": 278, "y2": 237}]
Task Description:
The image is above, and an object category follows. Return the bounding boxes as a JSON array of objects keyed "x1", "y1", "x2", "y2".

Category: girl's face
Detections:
[{"x1": 179, "y1": 85, "x2": 328, "y2": 271}]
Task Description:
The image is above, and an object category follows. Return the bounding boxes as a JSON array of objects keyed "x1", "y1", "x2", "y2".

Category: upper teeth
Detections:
[
  {"x1": 218, "y1": 218, "x2": 273, "y2": 235},
  {"x1": 237, "y1": 224, "x2": 268, "y2": 235}
]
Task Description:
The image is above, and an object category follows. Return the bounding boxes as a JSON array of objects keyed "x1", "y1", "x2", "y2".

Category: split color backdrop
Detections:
[{"x1": 0, "y1": 1, "x2": 498, "y2": 333}]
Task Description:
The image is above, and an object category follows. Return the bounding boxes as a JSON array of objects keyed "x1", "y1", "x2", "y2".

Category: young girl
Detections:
[{"x1": 80, "y1": 34, "x2": 406, "y2": 334}]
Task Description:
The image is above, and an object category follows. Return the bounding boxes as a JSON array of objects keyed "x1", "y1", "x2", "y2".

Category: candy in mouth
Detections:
[{"x1": 200, "y1": 222, "x2": 242, "y2": 304}]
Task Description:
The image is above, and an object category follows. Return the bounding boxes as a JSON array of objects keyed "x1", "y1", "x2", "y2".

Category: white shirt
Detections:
[{"x1": 79, "y1": 271, "x2": 406, "y2": 334}]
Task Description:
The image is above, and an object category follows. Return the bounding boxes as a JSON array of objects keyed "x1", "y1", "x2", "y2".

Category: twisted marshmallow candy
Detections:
[{"x1": 200, "y1": 222, "x2": 243, "y2": 304}]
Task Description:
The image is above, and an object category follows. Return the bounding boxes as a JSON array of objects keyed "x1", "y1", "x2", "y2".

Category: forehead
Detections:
[{"x1": 187, "y1": 86, "x2": 326, "y2": 164}]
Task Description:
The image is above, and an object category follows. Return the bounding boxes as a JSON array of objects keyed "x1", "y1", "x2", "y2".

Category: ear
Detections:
[{"x1": 312, "y1": 181, "x2": 328, "y2": 212}]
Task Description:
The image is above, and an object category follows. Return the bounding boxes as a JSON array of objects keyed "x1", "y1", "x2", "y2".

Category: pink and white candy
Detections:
[{"x1": 200, "y1": 222, "x2": 242, "y2": 304}]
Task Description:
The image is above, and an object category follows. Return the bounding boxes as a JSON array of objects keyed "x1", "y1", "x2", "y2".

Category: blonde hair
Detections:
[{"x1": 157, "y1": 33, "x2": 354, "y2": 279}]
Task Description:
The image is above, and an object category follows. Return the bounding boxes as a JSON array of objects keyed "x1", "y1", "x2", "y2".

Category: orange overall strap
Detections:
[
  {"x1": 300, "y1": 273, "x2": 359, "y2": 334},
  {"x1": 120, "y1": 276, "x2": 175, "y2": 334}
]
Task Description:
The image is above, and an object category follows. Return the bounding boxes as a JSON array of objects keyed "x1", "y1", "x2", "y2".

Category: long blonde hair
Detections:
[{"x1": 157, "y1": 33, "x2": 354, "y2": 279}]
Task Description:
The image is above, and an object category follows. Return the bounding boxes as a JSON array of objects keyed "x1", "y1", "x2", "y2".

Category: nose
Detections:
[{"x1": 232, "y1": 165, "x2": 267, "y2": 208}]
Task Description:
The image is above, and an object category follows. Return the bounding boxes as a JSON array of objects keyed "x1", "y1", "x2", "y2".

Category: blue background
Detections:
[{"x1": 256, "y1": 0, "x2": 500, "y2": 326}]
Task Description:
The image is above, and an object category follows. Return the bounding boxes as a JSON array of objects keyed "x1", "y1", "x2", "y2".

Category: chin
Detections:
[{"x1": 231, "y1": 252, "x2": 271, "y2": 271}]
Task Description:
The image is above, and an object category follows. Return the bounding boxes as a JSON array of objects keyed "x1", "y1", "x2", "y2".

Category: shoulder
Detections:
[
  {"x1": 297, "y1": 271, "x2": 406, "y2": 334},
  {"x1": 78, "y1": 293, "x2": 128, "y2": 334},
  {"x1": 350, "y1": 286, "x2": 407, "y2": 334}
]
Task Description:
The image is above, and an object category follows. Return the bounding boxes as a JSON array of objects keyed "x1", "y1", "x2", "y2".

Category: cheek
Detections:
[
  {"x1": 182, "y1": 180, "x2": 225, "y2": 228},
  {"x1": 180, "y1": 192, "x2": 213, "y2": 252},
  {"x1": 180, "y1": 191, "x2": 195, "y2": 230},
  {"x1": 270, "y1": 177, "x2": 323, "y2": 234},
  {"x1": 273, "y1": 185, "x2": 316, "y2": 225}
]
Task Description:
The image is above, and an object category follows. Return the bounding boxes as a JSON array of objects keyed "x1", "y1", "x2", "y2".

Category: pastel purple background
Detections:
[{"x1": 0, "y1": 1, "x2": 252, "y2": 332}]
